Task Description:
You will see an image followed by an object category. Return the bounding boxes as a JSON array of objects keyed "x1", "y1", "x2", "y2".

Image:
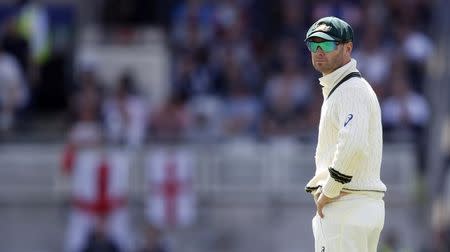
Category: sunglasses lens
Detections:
[{"x1": 307, "y1": 41, "x2": 337, "y2": 53}]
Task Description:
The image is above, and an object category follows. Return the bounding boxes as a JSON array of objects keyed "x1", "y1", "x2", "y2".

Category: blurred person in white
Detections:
[
  {"x1": 352, "y1": 23, "x2": 391, "y2": 100},
  {"x1": 0, "y1": 43, "x2": 28, "y2": 132},
  {"x1": 393, "y1": 21, "x2": 433, "y2": 93},
  {"x1": 261, "y1": 36, "x2": 313, "y2": 138},
  {"x1": 103, "y1": 71, "x2": 148, "y2": 148},
  {"x1": 304, "y1": 16, "x2": 386, "y2": 252}
]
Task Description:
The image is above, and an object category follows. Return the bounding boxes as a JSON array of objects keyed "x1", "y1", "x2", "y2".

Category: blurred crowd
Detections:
[
  {"x1": 0, "y1": 0, "x2": 445, "y2": 251},
  {"x1": 0, "y1": 0, "x2": 433, "y2": 145}
]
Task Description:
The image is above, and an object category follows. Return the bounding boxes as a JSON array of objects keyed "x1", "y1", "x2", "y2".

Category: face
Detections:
[{"x1": 307, "y1": 37, "x2": 352, "y2": 75}]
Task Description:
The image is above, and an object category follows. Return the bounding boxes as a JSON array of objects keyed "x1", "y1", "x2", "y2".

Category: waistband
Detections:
[
  {"x1": 341, "y1": 188, "x2": 385, "y2": 200},
  {"x1": 308, "y1": 186, "x2": 385, "y2": 200}
]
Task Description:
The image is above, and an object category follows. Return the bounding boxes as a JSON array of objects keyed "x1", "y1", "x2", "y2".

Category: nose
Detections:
[{"x1": 315, "y1": 46, "x2": 325, "y2": 56}]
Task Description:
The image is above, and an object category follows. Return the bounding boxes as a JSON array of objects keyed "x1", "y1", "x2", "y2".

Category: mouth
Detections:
[
  {"x1": 314, "y1": 58, "x2": 327, "y2": 62},
  {"x1": 314, "y1": 59, "x2": 327, "y2": 64}
]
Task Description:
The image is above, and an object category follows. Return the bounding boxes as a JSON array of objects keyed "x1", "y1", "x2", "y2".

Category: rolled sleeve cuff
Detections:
[{"x1": 322, "y1": 177, "x2": 344, "y2": 198}]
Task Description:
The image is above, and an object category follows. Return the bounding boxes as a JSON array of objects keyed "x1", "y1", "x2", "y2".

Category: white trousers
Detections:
[{"x1": 312, "y1": 194, "x2": 385, "y2": 252}]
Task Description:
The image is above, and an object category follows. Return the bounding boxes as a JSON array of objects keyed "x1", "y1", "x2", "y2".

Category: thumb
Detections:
[{"x1": 318, "y1": 205, "x2": 324, "y2": 218}]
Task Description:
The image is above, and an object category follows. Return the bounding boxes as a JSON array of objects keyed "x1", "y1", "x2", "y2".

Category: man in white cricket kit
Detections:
[{"x1": 304, "y1": 16, "x2": 387, "y2": 252}]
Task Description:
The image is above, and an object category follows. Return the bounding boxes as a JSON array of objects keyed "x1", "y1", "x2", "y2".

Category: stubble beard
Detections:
[{"x1": 314, "y1": 61, "x2": 335, "y2": 75}]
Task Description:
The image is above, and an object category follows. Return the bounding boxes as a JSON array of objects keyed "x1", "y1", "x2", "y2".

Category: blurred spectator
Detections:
[
  {"x1": 63, "y1": 96, "x2": 132, "y2": 252},
  {"x1": 431, "y1": 197, "x2": 450, "y2": 252},
  {"x1": 61, "y1": 91, "x2": 103, "y2": 175},
  {"x1": 62, "y1": 101, "x2": 103, "y2": 174},
  {"x1": 16, "y1": 0, "x2": 50, "y2": 65},
  {"x1": 209, "y1": 2, "x2": 261, "y2": 92},
  {"x1": 260, "y1": 37, "x2": 313, "y2": 138},
  {"x1": 353, "y1": 23, "x2": 391, "y2": 99},
  {"x1": 171, "y1": 0, "x2": 214, "y2": 51},
  {"x1": 103, "y1": 71, "x2": 148, "y2": 147},
  {"x1": 187, "y1": 95, "x2": 224, "y2": 140},
  {"x1": 439, "y1": 117, "x2": 450, "y2": 194},
  {"x1": 0, "y1": 43, "x2": 28, "y2": 133},
  {"x1": 1, "y1": 15, "x2": 31, "y2": 82},
  {"x1": 381, "y1": 73, "x2": 429, "y2": 174},
  {"x1": 213, "y1": 17, "x2": 254, "y2": 70},
  {"x1": 392, "y1": 21, "x2": 433, "y2": 92},
  {"x1": 150, "y1": 93, "x2": 192, "y2": 140},
  {"x1": 136, "y1": 224, "x2": 169, "y2": 252},
  {"x1": 381, "y1": 74, "x2": 429, "y2": 141},
  {"x1": 171, "y1": 0, "x2": 214, "y2": 52},
  {"x1": 277, "y1": 0, "x2": 306, "y2": 39},
  {"x1": 311, "y1": 0, "x2": 363, "y2": 33},
  {"x1": 221, "y1": 66, "x2": 260, "y2": 137},
  {"x1": 172, "y1": 50, "x2": 215, "y2": 101},
  {"x1": 69, "y1": 69, "x2": 103, "y2": 126},
  {"x1": 82, "y1": 216, "x2": 122, "y2": 252}
]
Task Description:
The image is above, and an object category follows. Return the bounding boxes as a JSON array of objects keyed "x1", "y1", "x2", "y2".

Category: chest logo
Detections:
[{"x1": 344, "y1": 114, "x2": 353, "y2": 127}]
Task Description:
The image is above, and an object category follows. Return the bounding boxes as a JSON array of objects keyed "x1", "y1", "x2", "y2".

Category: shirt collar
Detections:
[{"x1": 319, "y1": 58, "x2": 359, "y2": 98}]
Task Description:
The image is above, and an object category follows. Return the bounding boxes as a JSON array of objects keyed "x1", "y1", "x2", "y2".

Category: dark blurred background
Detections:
[{"x1": 0, "y1": 0, "x2": 448, "y2": 251}]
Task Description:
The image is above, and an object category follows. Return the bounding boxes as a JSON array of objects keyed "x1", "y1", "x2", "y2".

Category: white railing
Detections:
[{"x1": 0, "y1": 141, "x2": 418, "y2": 204}]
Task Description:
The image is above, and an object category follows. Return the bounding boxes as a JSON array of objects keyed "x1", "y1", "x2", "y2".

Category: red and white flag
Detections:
[
  {"x1": 145, "y1": 148, "x2": 196, "y2": 229},
  {"x1": 70, "y1": 149, "x2": 129, "y2": 216}
]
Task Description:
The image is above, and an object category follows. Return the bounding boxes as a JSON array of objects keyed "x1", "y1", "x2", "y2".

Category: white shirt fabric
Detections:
[
  {"x1": 305, "y1": 59, "x2": 387, "y2": 198},
  {"x1": 0, "y1": 53, "x2": 28, "y2": 108},
  {"x1": 103, "y1": 95, "x2": 148, "y2": 147}
]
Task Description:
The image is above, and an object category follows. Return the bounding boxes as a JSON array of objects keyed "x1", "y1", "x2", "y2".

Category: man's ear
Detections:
[{"x1": 345, "y1": 42, "x2": 353, "y2": 55}]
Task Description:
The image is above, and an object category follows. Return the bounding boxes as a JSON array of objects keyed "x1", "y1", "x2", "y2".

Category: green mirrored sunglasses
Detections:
[{"x1": 306, "y1": 40, "x2": 339, "y2": 53}]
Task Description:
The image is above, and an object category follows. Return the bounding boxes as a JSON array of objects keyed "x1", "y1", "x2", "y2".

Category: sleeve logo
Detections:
[{"x1": 344, "y1": 114, "x2": 353, "y2": 127}]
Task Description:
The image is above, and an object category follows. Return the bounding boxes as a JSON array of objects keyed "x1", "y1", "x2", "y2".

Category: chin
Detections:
[{"x1": 313, "y1": 64, "x2": 326, "y2": 73}]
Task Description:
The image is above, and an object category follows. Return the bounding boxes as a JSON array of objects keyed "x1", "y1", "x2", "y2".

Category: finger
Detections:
[{"x1": 318, "y1": 206, "x2": 324, "y2": 218}]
